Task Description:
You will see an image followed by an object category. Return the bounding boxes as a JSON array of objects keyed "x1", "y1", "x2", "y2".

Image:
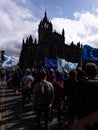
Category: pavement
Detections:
[
  {"x1": 0, "y1": 80, "x2": 70, "y2": 130},
  {"x1": 1, "y1": 80, "x2": 98, "y2": 130}
]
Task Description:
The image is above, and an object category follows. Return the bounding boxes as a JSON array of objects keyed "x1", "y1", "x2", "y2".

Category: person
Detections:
[
  {"x1": 22, "y1": 68, "x2": 34, "y2": 106},
  {"x1": 84, "y1": 62, "x2": 98, "y2": 79},
  {"x1": 78, "y1": 62, "x2": 98, "y2": 119},
  {"x1": 12, "y1": 69, "x2": 21, "y2": 93},
  {"x1": 1, "y1": 68, "x2": 6, "y2": 81},
  {"x1": 63, "y1": 69, "x2": 79, "y2": 123},
  {"x1": 51, "y1": 71, "x2": 64, "y2": 126},
  {"x1": 32, "y1": 70, "x2": 54, "y2": 130}
]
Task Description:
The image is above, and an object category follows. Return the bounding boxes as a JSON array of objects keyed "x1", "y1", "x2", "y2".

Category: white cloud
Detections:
[
  {"x1": 52, "y1": 10, "x2": 98, "y2": 47},
  {"x1": 74, "y1": 12, "x2": 80, "y2": 18},
  {"x1": 79, "y1": 11, "x2": 98, "y2": 28},
  {"x1": 1, "y1": 0, "x2": 98, "y2": 66},
  {"x1": 0, "y1": 0, "x2": 39, "y2": 61},
  {"x1": 52, "y1": 17, "x2": 88, "y2": 44}
]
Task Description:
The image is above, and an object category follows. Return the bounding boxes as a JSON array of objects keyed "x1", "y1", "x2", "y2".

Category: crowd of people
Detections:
[{"x1": 0, "y1": 62, "x2": 98, "y2": 130}]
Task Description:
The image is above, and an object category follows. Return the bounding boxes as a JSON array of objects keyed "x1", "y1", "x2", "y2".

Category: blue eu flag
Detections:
[{"x1": 82, "y1": 45, "x2": 98, "y2": 61}]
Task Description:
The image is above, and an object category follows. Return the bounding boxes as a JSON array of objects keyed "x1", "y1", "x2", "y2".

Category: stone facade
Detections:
[{"x1": 19, "y1": 12, "x2": 82, "y2": 69}]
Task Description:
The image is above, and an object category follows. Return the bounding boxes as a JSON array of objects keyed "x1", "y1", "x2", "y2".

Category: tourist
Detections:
[{"x1": 32, "y1": 70, "x2": 54, "y2": 130}]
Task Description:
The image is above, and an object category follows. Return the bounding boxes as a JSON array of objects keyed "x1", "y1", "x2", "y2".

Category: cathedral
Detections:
[{"x1": 19, "y1": 12, "x2": 82, "y2": 69}]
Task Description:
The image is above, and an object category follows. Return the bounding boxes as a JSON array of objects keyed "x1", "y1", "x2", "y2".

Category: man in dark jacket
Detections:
[
  {"x1": 78, "y1": 63, "x2": 98, "y2": 119},
  {"x1": 32, "y1": 70, "x2": 54, "y2": 130}
]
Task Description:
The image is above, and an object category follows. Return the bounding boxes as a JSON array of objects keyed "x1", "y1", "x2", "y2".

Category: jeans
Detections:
[{"x1": 36, "y1": 107, "x2": 51, "y2": 130}]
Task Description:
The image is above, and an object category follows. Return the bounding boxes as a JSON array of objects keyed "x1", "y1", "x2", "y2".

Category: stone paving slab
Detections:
[{"x1": 0, "y1": 81, "x2": 70, "y2": 130}]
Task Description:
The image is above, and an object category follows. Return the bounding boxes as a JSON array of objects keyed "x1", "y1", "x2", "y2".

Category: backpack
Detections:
[
  {"x1": 22, "y1": 75, "x2": 33, "y2": 90},
  {"x1": 40, "y1": 83, "x2": 51, "y2": 95},
  {"x1": 37, "y1": 81, "x2": 53, "y2": 108}
]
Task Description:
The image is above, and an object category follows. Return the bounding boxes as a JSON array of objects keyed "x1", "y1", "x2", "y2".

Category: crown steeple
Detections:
[
  {"x1": 38, "y1": 11, "x2": 53, "y2": 43},
  {"x1": 45, "y1": 11, "x2": 47, "y2": 19}
]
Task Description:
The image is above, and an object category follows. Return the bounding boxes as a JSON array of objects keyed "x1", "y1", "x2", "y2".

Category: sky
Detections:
[{"x1": 1, "y1": 0, "x2": 98, "y2": 64}]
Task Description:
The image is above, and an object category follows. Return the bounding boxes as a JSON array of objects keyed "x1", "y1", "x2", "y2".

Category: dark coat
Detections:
[{"x1": 78, "y1": 78, "x2": 98, "y2": 118}]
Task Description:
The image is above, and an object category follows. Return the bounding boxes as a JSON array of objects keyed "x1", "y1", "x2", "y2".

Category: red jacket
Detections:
[{"x1": 52, "y1": 80, "x2": 64, "y2": 109}]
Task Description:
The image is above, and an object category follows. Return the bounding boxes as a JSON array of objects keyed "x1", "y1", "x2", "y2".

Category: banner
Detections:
[
  {"x1": 2, "y1": 55, "x2": 15, "y2": 70},
  {"x1": 57, "y1": 58, "x2": 78, "y2": 72},
  {"x1": 45, "y1": 57, "x2": 57, "y2": 68},
  {"x1": 82, "y1": 45, "x2": 98, "y2": 61}
]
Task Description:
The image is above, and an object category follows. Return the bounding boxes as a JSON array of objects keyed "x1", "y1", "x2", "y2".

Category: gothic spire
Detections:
[
  {"x1": 43, "y1": 11, "x2": 48, "y2": 21},
  {"x1": 62, "y1": 28, "x2": 65, "y2": 37},
  {"x1": 45, "y1": 11, "x2": 47, "y2": 19}
]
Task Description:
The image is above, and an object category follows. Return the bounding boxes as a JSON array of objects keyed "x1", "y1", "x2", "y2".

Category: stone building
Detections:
[{"x1": 19, "y1": 12, "x2": 82, "y2": 69}]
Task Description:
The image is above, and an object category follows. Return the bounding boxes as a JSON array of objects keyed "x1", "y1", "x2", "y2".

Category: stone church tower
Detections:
[
  {"x1": 19, "y1": 12, "x2": 82, "y2": 69},
  {"x1": 38, "y1": 11, "x2": 53, "y2": 43}
]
